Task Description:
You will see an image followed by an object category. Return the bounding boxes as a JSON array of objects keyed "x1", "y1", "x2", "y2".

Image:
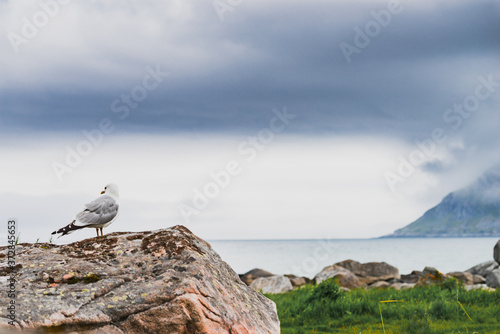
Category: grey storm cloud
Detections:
[
  {"x1": 0, "y1": 0, "x2": 498, "y2": 138},
  {"x1": 0, "y1": 0, "x2": 499, "y2": 242}
]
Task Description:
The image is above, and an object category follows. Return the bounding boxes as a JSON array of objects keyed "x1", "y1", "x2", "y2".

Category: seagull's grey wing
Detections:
[
  {"x1": 75, "y1": 195, "x2": 119, "y2": 227},
  {"x1": 83, "y1": 198, "x2": 103, "y2": 212}
]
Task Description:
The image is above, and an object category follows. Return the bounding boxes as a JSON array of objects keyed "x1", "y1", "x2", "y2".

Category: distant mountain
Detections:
[{"x1": 385, "y1": 166, "x2": 500, "y2": 237}]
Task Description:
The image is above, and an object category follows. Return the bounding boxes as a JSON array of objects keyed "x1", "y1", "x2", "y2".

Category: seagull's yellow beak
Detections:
[{"x1": 101, "y1": 190, "x2": 105, "y2": 194}]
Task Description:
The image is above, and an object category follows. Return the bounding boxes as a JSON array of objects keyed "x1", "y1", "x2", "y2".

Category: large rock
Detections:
[
  {"x1": 494, "y1": 240, "x2": 500, "y2": 264},
  {"x1": 314, "y1": 265, "x2": 363, "y2": 289},
  {"x1": 284, "y1": 274, "x2": 311, "y2": 288},
  {"x1": 465, "y1": 260, "x2": 499, "y2": 277},
  {"x1": 446, "y1": 271, "x2": 474, "y2": 285},
  {"x1": 239, "y1": 268, "x2": 274, "y2": 286},
  {"x1": 416, "y1": 267, "x2": 446, "y2": 286},
  {"x1": 400, "y1": 271, "x2": 421, "y2": 284},
  {"x1": 250, "y1": 276, "x2": 293, "y2": 294},
  {"x1": 0, "y1": 225, "x2": 280, "y2": 333},
  {"x1": 485, "y1": 268, "x2": 500, "y2": 288},
  {"x1": 472, "y1": 274, "x2": 486, "y2": 284},
  {"x1": 336, "y1": 260, "x2": 400, "y2": 284}
]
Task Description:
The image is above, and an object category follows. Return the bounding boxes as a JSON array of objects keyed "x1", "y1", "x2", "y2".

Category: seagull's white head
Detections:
[{"x1": 101, "y1": 183, "x2": 119, "y2": 198}]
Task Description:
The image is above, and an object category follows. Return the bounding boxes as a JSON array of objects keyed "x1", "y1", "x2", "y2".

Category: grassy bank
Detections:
[{"x1": 265, "y1": 278, "x2": 500, "y2": 333}]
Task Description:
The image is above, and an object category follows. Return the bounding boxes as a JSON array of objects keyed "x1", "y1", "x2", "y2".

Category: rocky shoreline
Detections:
[{"x1": 240, "y1": 240, "x2": 500, "y2": 294}]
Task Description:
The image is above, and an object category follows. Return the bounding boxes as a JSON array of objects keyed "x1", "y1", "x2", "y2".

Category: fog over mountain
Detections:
[{"x1": 387, "y1": 165, "x2": 500, "y2": 237}]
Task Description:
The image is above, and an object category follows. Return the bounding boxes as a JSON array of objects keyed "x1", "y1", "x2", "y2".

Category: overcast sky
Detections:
[{"x1": 0, "y1": 0, "x2": 499, "y2": 243}]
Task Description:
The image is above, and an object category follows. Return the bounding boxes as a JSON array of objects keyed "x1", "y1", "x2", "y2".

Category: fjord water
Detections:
[{"x1": 209, "y1": 238, "x2": 499, "y2": 278}]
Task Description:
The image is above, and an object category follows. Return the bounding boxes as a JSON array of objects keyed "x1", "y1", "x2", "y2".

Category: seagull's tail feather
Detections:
[{"x1": 51, "y1": 220, "x2": 81, "y2": 238}]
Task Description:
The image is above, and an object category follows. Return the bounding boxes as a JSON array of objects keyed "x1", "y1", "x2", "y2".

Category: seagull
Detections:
[{"x1": 52, "y1": 183, "x2": 120, "y2": 238}]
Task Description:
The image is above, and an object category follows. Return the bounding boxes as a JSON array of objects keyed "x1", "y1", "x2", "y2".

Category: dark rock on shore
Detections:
[
  {"x1": 465, "y1": 260, "x2": 499, "y2": 277},
  {"x1": 446, "y1": 271, "x2": 474, "y2": 285},
  {"x1": 314, "y1": 265, "x2": 363, "y2": 289},
  {"x1": 313, "y1": 260, "x2": 400, "y2": 289},
  {"x1": 239, "y1": 268, "x2": 274, "y2": 286},
  {"x1": 400, "y1": 270, "x2": 421, "y2": 284},
  {"x1": 463, "y1": 248, "x2": 500, "y2": 289},
  {"x1": 416, "y1": 267, "x2": 446, "y2": 286},
  {"x1": 284, "y1": 274, "x2": 311, "y2": 287},
  {"x1": 240, "y1": 270, "x2": 311, "y2": 291},
  {"x1": 495, "y1": 240, "x2": 500, "y2": 264},
  {"x1": 0, "y1": 226, "x2": 280, "y2": 333},
  {"x1": 472, "y1": 274, "x2": 486, "y2": 284},
  {"x1": 239, "y1": 240, "x2": 500, "y2": 293},
  {"x1": 336, "y1": 260, "x2": 400, "y2": 284},
  {"x1": 485, "y1": 269, "x2": 500, "y2": 288}
]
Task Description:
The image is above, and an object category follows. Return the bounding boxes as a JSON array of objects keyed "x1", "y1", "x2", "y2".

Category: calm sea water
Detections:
[{"x1": 209, "y1": 238, "x2": 499, "y2": 279}]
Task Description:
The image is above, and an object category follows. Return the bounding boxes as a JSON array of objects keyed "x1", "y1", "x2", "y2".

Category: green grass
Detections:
[{"x1": 266, "y1": 278, "x2": 500, "y2": 333}]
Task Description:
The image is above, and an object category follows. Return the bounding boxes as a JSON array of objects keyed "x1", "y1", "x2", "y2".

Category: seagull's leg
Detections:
[
  {"x1": 100, "y1": 227, "x2": 103, "y2": 236},
  {"x1": 96, "y1": 228, "x2": 99, "y2": 237}
]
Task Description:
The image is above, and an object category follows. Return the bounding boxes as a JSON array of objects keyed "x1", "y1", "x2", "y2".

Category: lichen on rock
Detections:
[{"x1": 0, "y1": 225, "x2": 279, "y2": 333}]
